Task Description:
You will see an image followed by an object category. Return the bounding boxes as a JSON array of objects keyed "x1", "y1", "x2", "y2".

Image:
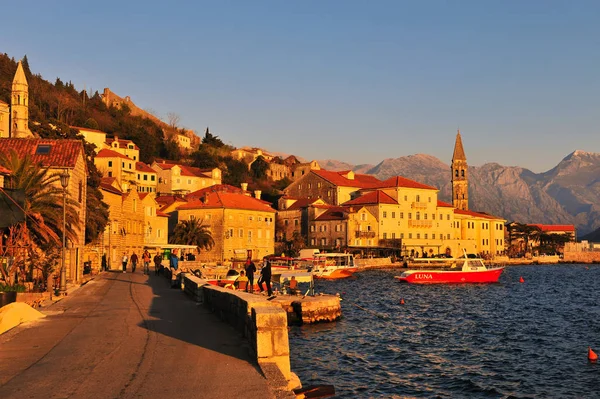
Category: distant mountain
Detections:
[{"x1": 319, "y1": 151, "x2": 600, "y2": 236}]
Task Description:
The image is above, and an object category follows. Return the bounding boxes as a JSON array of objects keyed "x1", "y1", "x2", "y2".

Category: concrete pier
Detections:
[{"x1": 269, "y1": 295, "x2": 342, "y2": 325}]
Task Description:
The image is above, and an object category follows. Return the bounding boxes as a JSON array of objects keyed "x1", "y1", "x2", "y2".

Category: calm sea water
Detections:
[{"x1": 289, "y1": 265, "x2": 600, "y2": 398}]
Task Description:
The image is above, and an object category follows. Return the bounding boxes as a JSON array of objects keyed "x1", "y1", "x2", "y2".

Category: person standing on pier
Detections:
[
  {"x1": 245, "y1": 258, "x2": 256, "y2": 293},
  {"x1": 260, "y1": 257, "x2": 273, "y2": 297}
]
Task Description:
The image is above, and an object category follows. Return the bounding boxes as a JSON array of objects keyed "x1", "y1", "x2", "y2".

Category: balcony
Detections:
[
  {"x1": 408, "y1": 220, "x2": 433, "y2": 228},
  {"x1": 355, "y1": 231, "x2": 376, "y2": 239},
  {"x1": 411, "y1": 202, "x2": 428, "y2": 209}
]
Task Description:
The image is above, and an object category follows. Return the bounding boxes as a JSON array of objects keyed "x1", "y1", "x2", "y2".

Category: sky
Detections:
[{"x1": 3, "y1": 1, "x2": 600, "y2": 172}]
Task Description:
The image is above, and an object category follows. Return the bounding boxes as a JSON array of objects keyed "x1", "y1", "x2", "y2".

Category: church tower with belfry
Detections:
[
  {"x1": 10, "y1": 60, "x2": 33, "y2": 138},
  {"x1": 451, "y1": 130, "x2": 468, "y2": 210}
]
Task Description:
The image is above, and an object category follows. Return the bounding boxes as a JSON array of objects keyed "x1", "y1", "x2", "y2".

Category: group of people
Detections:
[
  {"x1": 237, "y1": 257, "x2": 273, "y2": 297},
  {"x1": 118, "y1": 250, "x2": 164, "y2": 275}
]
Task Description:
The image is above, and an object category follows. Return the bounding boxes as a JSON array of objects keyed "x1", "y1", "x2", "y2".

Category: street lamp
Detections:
[{"x1": 59, "y1": 169, "x2": 70, "y2": 294}]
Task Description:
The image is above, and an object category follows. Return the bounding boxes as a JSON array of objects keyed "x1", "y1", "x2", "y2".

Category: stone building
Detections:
[
  {"x1": 151, "y1": 159, "x2": 222, "y2": 195},
  {"x1": 284, "y1": 169, "x2": 381, "y2": 205},
  {"x1": 0, "y1": 138, "x2": 88, "y2": 281},
  {"x1": 175, "y1": 189, "x2": 276, "y2": 262}
]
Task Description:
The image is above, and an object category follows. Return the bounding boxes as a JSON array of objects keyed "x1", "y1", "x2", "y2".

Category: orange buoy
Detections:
[
  {"x1": 519, "y1": 276, "x2": 525, "y2": 283},
  {"x1": 400, "y1": 298, "x2": 405, "y2": 305},
  {"x1": 589, "y1": 347, "x2": 598, "y2": 361}
]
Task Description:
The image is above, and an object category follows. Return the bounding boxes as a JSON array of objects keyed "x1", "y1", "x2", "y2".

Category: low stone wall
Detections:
[
  {"x1": 183, "y1": 275, "x2": 294, "y2": 391},
  {"x1": 16, "y1": 292, "x2": 51, "y2": 307},
  {"x1": 563, "y1": 251, "x2": 600, "y2": 263},
  {"x1": 356, "y1": 257, "x2": 392, "y2": 268}
]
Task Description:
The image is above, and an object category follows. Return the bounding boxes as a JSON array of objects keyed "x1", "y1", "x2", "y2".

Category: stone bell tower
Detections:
[
  {"x1": 451, "y1": 130, "x2": 468, "y2": 210},
  {"x1": 11, "y1": 60, "x2": 33, "y2": 138}
]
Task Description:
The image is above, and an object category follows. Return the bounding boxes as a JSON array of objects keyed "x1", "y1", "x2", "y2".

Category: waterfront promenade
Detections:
[{"x1": 0, "y1": 271, "x2": 277, "y2": 399}]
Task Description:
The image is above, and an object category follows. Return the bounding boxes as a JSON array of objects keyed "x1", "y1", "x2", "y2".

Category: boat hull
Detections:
[
  {"x1": 394, "y1": 267, "x2": 504, "y2": 284},
  {"x1": 313, "y1": 268, "x2": 355, "y2": 280}
]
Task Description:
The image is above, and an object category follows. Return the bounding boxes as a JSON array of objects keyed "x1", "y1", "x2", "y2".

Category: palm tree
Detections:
[
  {"x1": 0, "y1": 150, "x2": 79, "y2": 248},
  {"x1": 169, "y1": 218, "x2": 215, "y2": 252}
]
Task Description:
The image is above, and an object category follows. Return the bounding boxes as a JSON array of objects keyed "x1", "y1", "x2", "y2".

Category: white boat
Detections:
[{"x1": 309, "y1": 253, "x2": 357, "y2": 279}]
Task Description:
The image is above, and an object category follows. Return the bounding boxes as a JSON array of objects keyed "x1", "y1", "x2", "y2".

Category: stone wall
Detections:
[
  {"x1": 563, "y1": 251, "x2": 600, "y2": 263},
  {"x1": 183, "y1": 275, "x2": 293, "y2": 385}
]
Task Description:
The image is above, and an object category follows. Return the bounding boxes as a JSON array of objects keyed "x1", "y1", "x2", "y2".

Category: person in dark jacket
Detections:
[
  {"x1": 245, "y1": 258, "x2": 256, "y2": 293},
  {"x1": 260, "y1": 258, "x2": 273, "y2": 297}
]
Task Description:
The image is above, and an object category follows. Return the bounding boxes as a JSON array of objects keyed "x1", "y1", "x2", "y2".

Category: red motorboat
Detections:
[{"x1": 394, "y1": 252, "x2": 504, "y2": 284}]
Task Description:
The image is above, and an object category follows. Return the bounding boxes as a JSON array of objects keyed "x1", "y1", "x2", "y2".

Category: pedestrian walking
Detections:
[
  {"x1": 122, "y1": 252, "x2": 128, "y2": 273},
  {"x1": 245, "y1": 257, "x2": 256, "y2": 293},
  {"x1": 101, "y1": 253, "x2": 108, "y2": 271},
  {"x1": 153, "y1": 252, "x2": 162, "y2": 275},
  {"x1": 131, "y1": 252, "x2": 138, "y2": 273},
  {"x1": 170, "y1": 251, "x2": 179, "y2": 288},
  {"x1": 142, "y1": 250, "x2": 151, "y2": 275}
]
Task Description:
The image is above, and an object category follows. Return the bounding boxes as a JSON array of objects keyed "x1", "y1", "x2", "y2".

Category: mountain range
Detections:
[{"x1": 318, "y1": 151, "x2": 600, "y2": 236}]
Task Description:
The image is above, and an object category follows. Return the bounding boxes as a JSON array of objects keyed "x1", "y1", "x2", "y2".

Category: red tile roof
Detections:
[
  {"x1": 138, "y1": 193, "x2": 149, "y2": 200},
  {"x1": 454, "y1": 209, "x2": 501, "y2": 220},
  {"x1": 283, "y1": 198, "x2": 326, "y2": 211},
  {"x1": 96, "y1": 148, "x2": 131, "y2": 160},
  {"x1": 0, "y1": 166, "x2": 11, "y2": 175},
  {"x1": 136, "y1": 162, "x2": 156, "y2": 173},
  {"x1": 0, "y1": 138, "x2": 85, "y2": 169},
  {"x1": 99, "y1": 177, "x2": 122, "y2": 195},
  {"x1": 528, "y1": 224, "x2": 576, "y2": 232},
  {"x1": 342, "y1": 190, "x2": 397, "y2": 206},
  {"x1": 153, "y1": 161, "x2": 215, "y2": 178},
  {"x1": 373, "y1": 176, "x2": 437, "y2": 191},
  {"x1": 312, "y1": 169, "x2": 381, "y2": 188},
  {"x1": 315, "y1": 207, "x2": 348, "y2": 221},
  {"x1": 187, "y1": 184, "x2": 244, "y2": 201},
  {"x1": 155, "y1": 195, "x2": 187, "y2": 207},
  {"x1": 70, "y1": 126, "x2": 106, "y2": 134},
  {"x1": 106, "y1": 136, "x2": 140, "y2": 150},
  {"x1": 437, "y1": 200, "x2": 454, "y2": 208},
  {"x1": 178, "y1": 191, "x2": 275, "y2": 213}
]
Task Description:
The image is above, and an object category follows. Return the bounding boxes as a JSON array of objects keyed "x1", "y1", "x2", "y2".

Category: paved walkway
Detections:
[{"x1": 0, "y1": 270, "x2": 275, "y2": 399}]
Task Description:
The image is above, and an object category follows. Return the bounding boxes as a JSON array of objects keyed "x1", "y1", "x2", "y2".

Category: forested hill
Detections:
[{"x1": 0, "y1": 53, "x2": 289, "y2": 204}]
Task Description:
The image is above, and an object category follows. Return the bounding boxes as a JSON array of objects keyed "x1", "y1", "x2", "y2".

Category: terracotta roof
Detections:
[
  {"x1": 437, "y1": 200, "x2": 454, "y2": 208},
  {"x1": 156, "y1": 210, "x2": 169, "y2": 217},
  {"x1": 0, "y1": 138, "x2": 85, "y2": 169},
  {"x1": 70, "y1": 126, "x2": 106, "y2": 134},
  {"x1": 314, "y1": 206, "x2": 348, "y2": 221},
  {"x1": 153, "y1": 161, "x2": 214, "y2": 178},
  {"x1": 528, "y1": 224, "x2": 576, "y2": 232},
  {"x1": 452, "y1": 130, "x2": 466, "y2": 161},
  {"x1": 187, "y1": 184, "x2": 244, "y2": 201},
  {"x1": 100, "y1": 177, "x2": 122, "y2": 195},
  {"x1": 454, "y1": 209, "x2": 500, "y2": 220},
  {"x1": 284, "y1": 198, "x2": 323, "y2": 211},
  {"x1": 0, "y1": 166, "x2": 11, "y2": 175},
  {"x1": 373, "y1": 176, "x2": 437, "y2": 191},
  {"x1": 0, "y1": 100, "x2": 9, "y2": 106},
  {"x1": 106, "y1": 136, "x2": 140, "y2": 150},
  {"x1": 138, "y1": 193, "x2": 149, "y2": 200},
  {"x1": 96, "y1": 148, "x2": 131, "y2": 160},
  {"x1": 155, "y1": 195, "x2": 187, "y2": 206},
  {"x1": 343, "y1": 190, "x2": 397, "y2": 206},
  {"x1": 178, "y1": 191, "x2": 275, "y2": 213},
  {"x1": 136, "y1": 162, "x2": 155, "y2": 173},
  {"x1": 312, "y1": 169, "x2": 381, "y2": 188}
]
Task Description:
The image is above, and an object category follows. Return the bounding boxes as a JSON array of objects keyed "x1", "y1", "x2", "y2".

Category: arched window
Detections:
[
  {"x1": 461, "y1": 170, "x2": 465, "y2": 177},
  {"x1": 455, "y1": 169, "x2": 459, "y2": 177}
]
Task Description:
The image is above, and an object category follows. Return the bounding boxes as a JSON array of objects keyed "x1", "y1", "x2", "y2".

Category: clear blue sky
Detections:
[{"x1": 4, "y1": 1, "x2": 600, "y2": 172}]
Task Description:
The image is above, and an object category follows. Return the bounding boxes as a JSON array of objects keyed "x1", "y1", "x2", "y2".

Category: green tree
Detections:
[
  {"x1": 169, "y1": 218, "x2": 215, "y2": 252},
  {"x1": 190, "y1": 146, "x2": 220, "y2": 169},
  {"x1": 250, "y1": 156, "x2": 269, "y2": 180},
  {"x1": 0, "y1": 150, "x2": 79, "y2": 248},
  {"x1": 202, "y1": 127, "x2": 224, "y2": 147},
  {"x1": 83, "y1": 117, "x2": 99, "y2": 130},
  {"x1": 222, "y1": 157, "x2": 250, "y2": 187}
]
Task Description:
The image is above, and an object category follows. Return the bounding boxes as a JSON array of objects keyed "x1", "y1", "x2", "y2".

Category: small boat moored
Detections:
[{"x1": 394, "y1": 252, "x2": 503, "y2": 284}]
